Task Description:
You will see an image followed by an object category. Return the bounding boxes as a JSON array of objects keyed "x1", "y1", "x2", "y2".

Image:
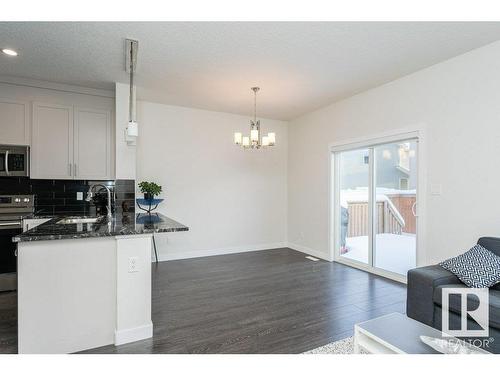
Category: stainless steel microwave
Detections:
[{"x1": 0, "y1": 145, "x2": 29, "y2": 177}]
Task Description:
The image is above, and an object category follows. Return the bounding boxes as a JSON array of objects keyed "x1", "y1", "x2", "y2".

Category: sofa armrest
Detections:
[{"x1": 406, "y1": 265, "x2": 461, "y2": 326}]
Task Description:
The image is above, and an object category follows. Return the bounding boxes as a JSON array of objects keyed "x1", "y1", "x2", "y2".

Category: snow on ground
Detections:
[{"x1": 341, "y1": 233, "x2": 416, "y2": 275}]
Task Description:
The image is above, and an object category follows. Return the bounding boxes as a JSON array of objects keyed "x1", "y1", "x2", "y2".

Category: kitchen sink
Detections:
[{"x1": 56, "y1": 216, "x2": 104, "y2": 225}]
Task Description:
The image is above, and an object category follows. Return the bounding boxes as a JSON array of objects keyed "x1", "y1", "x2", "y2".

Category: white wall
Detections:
[
  {"x1": 136, "y1": 101, "x2": 288, "y2": 260},
  {"x1": 288, "y1": 41, "x2": 500, "y2": 265}
]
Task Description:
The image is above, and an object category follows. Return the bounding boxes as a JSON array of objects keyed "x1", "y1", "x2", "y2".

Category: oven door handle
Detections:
[
  {"x1": 4, "y1": 150, "x2": 9, "y2": 176},
  {"x1": 0, "y1": 221, "x2": 21, "y2": 227}
]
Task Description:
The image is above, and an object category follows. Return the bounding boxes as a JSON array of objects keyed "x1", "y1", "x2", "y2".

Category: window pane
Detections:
[
  {"x1": 373, "y1": 140, "x2": 417, "y2": 275},
  {"x1": 338, "y1": 148, "x2": 370, "y2": 265}
]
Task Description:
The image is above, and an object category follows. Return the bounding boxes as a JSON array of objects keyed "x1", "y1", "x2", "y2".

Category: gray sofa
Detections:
[{"x1": 407, "y1": 237, "x2": 500, "y2": 354}]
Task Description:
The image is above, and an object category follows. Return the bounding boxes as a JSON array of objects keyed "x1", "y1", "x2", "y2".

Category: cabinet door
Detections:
[
  {"x1": 31, "y1": 102, "x2": 74, "y2": 179},
  {"x1": 74, "y1": 108, "x2": 112, "y2": 180},
  {"x1": 0, "y1": 99, "x2": 30, "y2": 145}
]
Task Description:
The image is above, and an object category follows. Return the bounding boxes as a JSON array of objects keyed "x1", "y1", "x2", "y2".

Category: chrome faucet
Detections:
[{"x1": 86, "y1": 183, "x2": 113, "y2": 220}]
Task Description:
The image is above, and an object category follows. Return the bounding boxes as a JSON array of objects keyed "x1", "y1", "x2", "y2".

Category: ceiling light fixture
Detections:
[
  {"x1": 2, "y1": 48, "x2": 18, "y2": 56},
  {"x1": 234, "y1": 87, "x2": 275, "y2": 149}
]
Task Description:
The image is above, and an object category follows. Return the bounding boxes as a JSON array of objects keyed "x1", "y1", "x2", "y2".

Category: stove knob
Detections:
[
  {"x1": 14, "y1": 198, "x2": 21, "y2": 203},
  {"x1": 23, "y1": 198, "x2": 30, "y2": 203}
]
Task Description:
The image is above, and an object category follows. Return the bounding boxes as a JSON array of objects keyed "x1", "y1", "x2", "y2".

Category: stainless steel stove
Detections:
[{"x1": 0, "y1": 194, "x2": 34, "y2": 291}]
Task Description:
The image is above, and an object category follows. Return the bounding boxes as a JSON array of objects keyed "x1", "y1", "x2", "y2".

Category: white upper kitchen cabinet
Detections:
[
  {"x1": 0, "y1": 82, "x2": 115, "y2": 180},
  {"x1": 31, "y1": 102, "x2": 74, "y2": 179},
  {"x1": 31, "y1": 103, "x2": 114, "y2": 180},
  {"x1": 0, "y1": 98, "x2": 30, "y2": 145},
  {"x1": 74, "y1": 107, "x2": 112, "y2": 180}
]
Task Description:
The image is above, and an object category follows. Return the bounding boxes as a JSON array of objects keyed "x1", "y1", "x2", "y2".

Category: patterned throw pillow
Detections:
[{"x1": 439, "y1": 244, "x2": 500, "y2": 288}]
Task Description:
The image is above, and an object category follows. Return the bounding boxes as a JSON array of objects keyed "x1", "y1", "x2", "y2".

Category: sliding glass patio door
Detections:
[
  {"x1": 338, "y1": 148, "x2": 370, "y2": 265},
  {"x1": 333, "y1": 137, "x2": 418, "y2": 279}
]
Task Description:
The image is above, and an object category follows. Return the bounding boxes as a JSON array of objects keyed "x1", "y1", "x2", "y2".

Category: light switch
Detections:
[
  {"x1": 76, "y1": 192, "x2": 83, "y2": 200},
  {"x1": 430, "y1": 184, "x2": 442, "y2": 196}
]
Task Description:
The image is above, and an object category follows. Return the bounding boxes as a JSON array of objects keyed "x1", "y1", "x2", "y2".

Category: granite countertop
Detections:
[
  {"x1": 13, "y1": 213, "x2": 189, "y2": 243},
  {"x1": 21, "y1": 214, "x2": 56, "y2": 220}
]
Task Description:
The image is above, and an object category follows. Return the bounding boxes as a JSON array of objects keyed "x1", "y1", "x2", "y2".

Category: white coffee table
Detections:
[{"x1": 354, "y1": 313, "x2": 488, "y2": 354}]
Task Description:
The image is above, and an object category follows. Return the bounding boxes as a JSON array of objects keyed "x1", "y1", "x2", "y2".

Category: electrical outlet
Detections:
[
  {"x1": 128, "y1": 257, "x2": 139, "y2": 273},
  {"x1": 76, "y1": 192, "x2": 83, "y2": 201}
]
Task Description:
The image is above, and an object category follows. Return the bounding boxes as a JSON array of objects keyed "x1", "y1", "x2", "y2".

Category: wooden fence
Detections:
[{"x1": 346, "y1": 194, "x2": 416, "y2": 237}]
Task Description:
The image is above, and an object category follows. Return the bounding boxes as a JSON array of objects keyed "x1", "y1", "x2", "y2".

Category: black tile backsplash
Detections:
[
  {"x1": 115, "y1": 179, "x2": 135, "y2": 216},
  {"x1": 0, "y1": 177, "x2": 135, "y2": 217},
  {"x1": 0, "y1": 177, "x2": 31, "y2": 194}
]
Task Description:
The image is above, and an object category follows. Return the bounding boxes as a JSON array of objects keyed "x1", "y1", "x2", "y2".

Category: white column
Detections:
[{"x1": 114, "y1": 235, "x2": 153, "y2": 345}]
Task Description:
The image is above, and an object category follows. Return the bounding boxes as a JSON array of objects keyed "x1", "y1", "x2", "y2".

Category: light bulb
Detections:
[
  {"x1": 267, "y1": 132, "x2": 276, "y2": 145},
  {"x1": 250, "y1": 129, "x2": 259, "y2": 142},
  {"x1": 242, "y1": 136, "x2": 250, "y2": 147},
  {"x1": 262, "y1": 136, "x2": 270, "y2": 147},
  {"x1": 234, "y1": 132, "x2": 242, "y2": 145}
]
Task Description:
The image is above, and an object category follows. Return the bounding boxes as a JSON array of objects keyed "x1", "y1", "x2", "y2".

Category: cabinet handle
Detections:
[
  {"x1": 68, "y1": 163, "x2": 72, "y2": 176},
  {"x1": 74, "y1": 163, "x2": 77, "y2": 177}
]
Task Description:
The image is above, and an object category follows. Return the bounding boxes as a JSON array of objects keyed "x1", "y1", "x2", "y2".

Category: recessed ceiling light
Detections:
[{"x1": 2, "y1": 48, "x2": 18, "y2": 56}]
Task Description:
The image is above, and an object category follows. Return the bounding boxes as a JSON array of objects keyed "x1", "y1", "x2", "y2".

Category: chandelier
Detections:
[{"x1": 234, "y1": 87, "x2": 275, "y2": 149}]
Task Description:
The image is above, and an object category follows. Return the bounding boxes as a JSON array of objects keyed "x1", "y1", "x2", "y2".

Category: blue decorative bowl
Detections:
[{"x1": 136, "y1": 198, "x2": 164, "y2": 206}]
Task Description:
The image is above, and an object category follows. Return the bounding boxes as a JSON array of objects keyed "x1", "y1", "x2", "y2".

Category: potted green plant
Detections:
[{"x1": 138, "y1": 181, "x2": 162, "y2": 200}]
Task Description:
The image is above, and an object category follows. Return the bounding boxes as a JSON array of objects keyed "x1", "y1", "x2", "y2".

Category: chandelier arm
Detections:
[{"x1": 254, "y1": 89, "x2": 257, "y2": 124}]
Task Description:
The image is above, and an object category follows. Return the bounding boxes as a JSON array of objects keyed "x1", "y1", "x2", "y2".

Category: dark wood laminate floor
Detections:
[
  {"x1": 0, "y1": 291, "x2": 16, "y2": 353},
  {"x1": 0, "y1": 248, "x2": 407, "y2": 354}
]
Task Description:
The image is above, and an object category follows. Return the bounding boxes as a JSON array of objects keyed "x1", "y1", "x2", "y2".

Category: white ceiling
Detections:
[{"x1": 1, "y1": 22, "x2": 500, "y2": 120}]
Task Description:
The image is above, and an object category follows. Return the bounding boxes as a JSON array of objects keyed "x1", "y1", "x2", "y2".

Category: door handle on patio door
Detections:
[{"x1": 411, "y1": 201, "x2": 418, "y2": 217}]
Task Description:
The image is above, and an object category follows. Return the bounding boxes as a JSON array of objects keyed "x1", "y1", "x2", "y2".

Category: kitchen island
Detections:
[{"x1": 13, "y1": 213, "x2": 188, "y2": 354}]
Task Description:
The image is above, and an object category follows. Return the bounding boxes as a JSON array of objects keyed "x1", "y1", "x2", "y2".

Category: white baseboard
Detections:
[
  {"x1": 114, "y1": 322, "x2": 153, "y2": 346},
  {"x1": 287, "y1": 242, "x2": 333, "y2": 261},
  {"x1": 153, "y1": 241, "x2": 332, "y2": 263},
  {"x1": 156, "y1": 242, "x2": 288, "y2": 262}
]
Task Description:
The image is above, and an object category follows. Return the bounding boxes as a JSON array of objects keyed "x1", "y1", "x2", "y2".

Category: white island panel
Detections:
[
  {"x1": 115, "y1": 235, "x2": 153, "y2": 345},
  {"x1": 17, "y1": 237, "x2": 116, "y2": 354}
]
